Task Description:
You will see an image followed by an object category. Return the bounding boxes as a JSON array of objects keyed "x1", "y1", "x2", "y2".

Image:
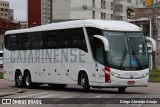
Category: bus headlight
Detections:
[
  {"x1": 111, "y1": 73, "x2": 120, "y2": 78},
  {"x1": 143, "y1": 73, "x2": 149, "y2": 77}
]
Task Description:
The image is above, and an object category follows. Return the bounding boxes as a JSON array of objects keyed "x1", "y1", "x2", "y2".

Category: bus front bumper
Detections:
[{"x1": 93, "y1": 75, "x2": 149, "y2": 88}]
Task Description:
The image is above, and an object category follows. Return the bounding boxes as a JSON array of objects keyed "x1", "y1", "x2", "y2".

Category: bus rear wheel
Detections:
[
  {"x1": 80, "y1": 72, "x2": 90, "y2": 92},
  {"x1": 24, "y1": 72, "x2": 33, "y2": 88},
  {"x1": 118, "y1": 87, "x2": 126, "y2": 93},
  {"x1": 15, "y1": 72, "x2": 24, "y2": 88}
]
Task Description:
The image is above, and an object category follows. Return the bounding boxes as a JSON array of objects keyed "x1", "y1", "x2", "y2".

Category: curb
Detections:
[{"x1": 149, "y1": 81, "x2": 160, "y2": 83}]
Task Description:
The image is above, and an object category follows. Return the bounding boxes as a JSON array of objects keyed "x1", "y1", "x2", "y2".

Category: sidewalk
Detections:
[
  {"x1": 0, "y1": 79, "x2": 23, "y2": 97},
  {"x1": 0, "y1": 88, "x2": 23, "y2": 97}
]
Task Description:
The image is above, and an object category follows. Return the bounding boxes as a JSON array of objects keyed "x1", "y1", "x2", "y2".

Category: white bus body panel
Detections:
[{"x1": 3, "y1": 20, "x2": 149, "y2": 88}]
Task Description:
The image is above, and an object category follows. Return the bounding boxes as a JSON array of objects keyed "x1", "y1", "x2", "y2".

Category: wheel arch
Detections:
[
  {"x1": 23, "y1": 69, "x2": 31, "y2": 76},
  {"x1": 23, "y1": 69, "x2": 32, "y2": 81}
]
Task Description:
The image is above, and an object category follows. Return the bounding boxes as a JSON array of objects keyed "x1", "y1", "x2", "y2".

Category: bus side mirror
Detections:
[
  {"x1": 147, "y1": 44, "x2": 152, "y2": 54},
  {"x1": 94, "y1": 35, "x2": 109, "y2": 51},
  {"x1": 145, "y1": 37, "x2": 156, "y2": 54}
]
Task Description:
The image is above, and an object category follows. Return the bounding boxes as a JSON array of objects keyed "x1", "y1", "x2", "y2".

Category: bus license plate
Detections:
[{"x1": 128, "y1": 81, "x2": 135, "y2": 85}]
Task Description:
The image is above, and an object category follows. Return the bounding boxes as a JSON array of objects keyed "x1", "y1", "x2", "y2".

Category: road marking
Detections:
[
  {"x1": 60, "y1": 94, "x2": 79, "y2": 98},
  {"x1": 15, "y1": 92, "x2": 49, "y2": 98},
  {"x1": 94, "y1": 95, "x2": 102, "y2": 98},
  {"x1": 36, "y1": 94, "x2": 58, "y2": 98},
  {"x1": 61, "y1": 96, "x2": 75, "y2": 98},
  {"x1": 131, "y1": 104, "x2": 143, "y2": 107}
]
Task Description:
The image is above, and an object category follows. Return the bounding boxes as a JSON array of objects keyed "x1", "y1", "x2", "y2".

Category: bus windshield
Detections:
[{"x1": 103, "y1": 31, "x2": 148, "y2": 70}]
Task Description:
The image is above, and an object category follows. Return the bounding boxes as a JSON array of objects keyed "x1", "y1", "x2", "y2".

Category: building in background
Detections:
[
  {"x1": 0, "y1": 0, "x2": 14, "y2": 21},
  {"x1": 145, "y1": 0, "x2": 160, "y2": 6},
  {"x1": 8, "y1": 9, "x2": 13, "y2": 21},
  {"x1": 28, "y1": 0, "x2": 144, "y2": 26},
  {"x1": 0, "y1": 0, "x2": 16, "y2": 48},
  {"x1": 145, "y1": 0, "x2": 153, "y2": 6},
  {"x1": 41, "y1": 0, "x2": 52, "y2": 25},
  {"x1": 0, "y1": 0, "x2": 9, "y2": 20},
  {"x1": 52, "y1": 0, "x2": 144, "y2": 21},
  {"x1": 20, "y1": 21, "x2": 27, "y2": 29},
  {"x1": 0, "y1": 18, "x2": 18, "y2": 48},
  {"x1": 28, "y1": 0, "x2": 52, "y2": 27}
]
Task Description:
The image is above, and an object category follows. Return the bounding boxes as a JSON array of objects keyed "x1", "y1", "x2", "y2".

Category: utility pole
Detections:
[{"x1": 150, "y1": 2, "x2": 158, "y2": 70}]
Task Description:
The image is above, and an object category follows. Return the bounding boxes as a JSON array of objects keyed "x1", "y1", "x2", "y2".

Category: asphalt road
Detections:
[{"x1": 0, "y1": 79, "x2": 160, "y2": 107}]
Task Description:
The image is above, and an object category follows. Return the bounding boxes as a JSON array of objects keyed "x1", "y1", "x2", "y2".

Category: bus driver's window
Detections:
[{"x1": 95, "y1": 38, "x2": 105, "y2": 64}]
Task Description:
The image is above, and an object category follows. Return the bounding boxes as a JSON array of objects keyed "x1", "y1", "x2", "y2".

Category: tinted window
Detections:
[
  {"x1": 31, "y1": 32, "x2": 43, "y2": 49},
  {"x1": 59, "y1": 30, "x2": 72, "y2": 48},
  {"x1": 5, "y1": 28, "x2": 88, "y2": 52},
  {"x1": 86, "y1": 27, "x2": 102, "y2": 58},
  {"x1": 42, "y1": 31, "x2": 59, "y2": 49},
  {"x1": 5, "y1": 34, "x2": 19, "y2": 50},
  {"x1": 95, "y1": 38, "x2": 105, "y2": 64},
  {"x1": 59, "y1": 28, "x2": 87, "y2": 52},
  {"x1": 19, "y1": 33, "x2": 31, "y2": 50}
]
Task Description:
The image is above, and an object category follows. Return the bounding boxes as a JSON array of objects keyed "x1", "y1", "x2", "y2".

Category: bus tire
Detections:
[
  {"x1": 80, "y1": 72, "x2": 90, "y2": 92},
  {"x1": 24, "y1": 72, "x2": 33, "y2": 88},
  {"x1": 118, "y1": 87, "x2": 126, "y2": 93},
  {"x1": 15, "y1": 71, "x2": 24, "y2": 88}
]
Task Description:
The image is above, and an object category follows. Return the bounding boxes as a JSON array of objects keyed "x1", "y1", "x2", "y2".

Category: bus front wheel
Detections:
[
  {"x1": 118, "y1": 87, "x2": 126, "y2": 93},
  {"x1": 80, "y1": 72, "x2": 90, "y2": 92}
]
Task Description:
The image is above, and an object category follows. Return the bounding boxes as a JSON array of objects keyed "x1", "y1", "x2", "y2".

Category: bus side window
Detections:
[
  {"x1": 31, "y1": 32, "x2": 43, "y2": 49},
  {"x1": 44, "y1": 31, "x2": 59, "y2": 49},
  {"x1": 59, "y1": 28, "x2": 88, "y2": 52},
  {"x1": 86, "y1": 27, "x2": 103, "y2": 62},
  {"x1": 5, "y1": 34, "x2": 19, "y2": 50},
  {"x1": 72, "y1": 29, "x2": 88, "y2": 52},
  {"x1": 59, "y1": 30, "x2": 72, "y2": 48},
  {"x1": 19, "y1": 33, "x2": 31, "y2": 50}
]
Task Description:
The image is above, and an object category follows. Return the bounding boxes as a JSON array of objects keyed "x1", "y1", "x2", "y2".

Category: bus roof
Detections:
[{"x1": 5, "y1": 20, "x2": 141, "y2": 35}]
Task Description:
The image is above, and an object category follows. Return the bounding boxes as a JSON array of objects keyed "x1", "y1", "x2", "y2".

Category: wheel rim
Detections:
[
  {"x1": 17, "y1": 74, "x2": 22, "y2": 86},
  {"x1": 26, "y1": 75, "x2": 30, "y2": 87},
  {"x1": 81, "y1": 73, "x2": 85, "y2": 87}
]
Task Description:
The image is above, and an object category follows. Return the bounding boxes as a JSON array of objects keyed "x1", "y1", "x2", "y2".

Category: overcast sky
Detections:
[{"x1": 5, "y1": 0, "x2": 27, "y2": 21}]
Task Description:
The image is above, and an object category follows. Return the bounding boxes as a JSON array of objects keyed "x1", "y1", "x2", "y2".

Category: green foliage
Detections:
[
  {"x1": 0, "y1": 72, "x2": 3, "y2": 79},
  {"x1": 150, "y1": 70, "x2": 160, "y2": 81}
]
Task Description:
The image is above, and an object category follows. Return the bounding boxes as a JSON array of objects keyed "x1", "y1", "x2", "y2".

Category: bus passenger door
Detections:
[{"x1": 94, "y1": 39, "x2": 106, "y2": 83}]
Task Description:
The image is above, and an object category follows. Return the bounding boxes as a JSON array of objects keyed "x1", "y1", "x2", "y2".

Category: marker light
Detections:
[{"x1": 105, "y1": 67, "x2": 110, "y2": 82}]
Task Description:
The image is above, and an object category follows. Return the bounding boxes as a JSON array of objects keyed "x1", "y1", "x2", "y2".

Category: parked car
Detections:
[{"x1": 0, "y1": 50, "x2": 3, "y2": 67}]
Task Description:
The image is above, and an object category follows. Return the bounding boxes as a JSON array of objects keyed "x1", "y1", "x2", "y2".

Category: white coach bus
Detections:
[{"x1": 3, "y1": 20, "x2": 156, "y2": 93}]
